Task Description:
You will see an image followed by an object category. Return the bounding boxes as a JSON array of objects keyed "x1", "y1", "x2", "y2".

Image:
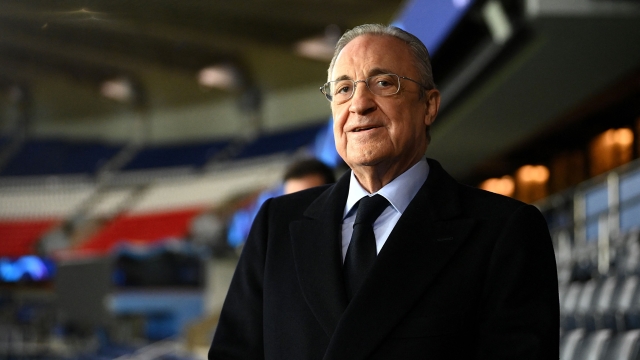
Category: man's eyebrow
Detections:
[
  {"x1": 333, "y1": 75, "x2": 352, "y2": 81},
  {"x1": 332, "y1": 68, "x2": 395, "y2": 81},
  {"x1": 369, "y1": 68, "x2": 394, "y2": 76}
]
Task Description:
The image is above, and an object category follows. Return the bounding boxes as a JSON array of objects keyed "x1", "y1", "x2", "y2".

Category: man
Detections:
[
  {"x1": 283, "y1": 158, "x2": 336, "y2": 195},
  {"x1": 209, "y1": 24, "x2": 559, "y2": 359}
]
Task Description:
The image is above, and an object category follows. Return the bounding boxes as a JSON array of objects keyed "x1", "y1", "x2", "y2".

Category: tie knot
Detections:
[{"x1": 354, "y1": 194, "x2": 389, "y2": 226}]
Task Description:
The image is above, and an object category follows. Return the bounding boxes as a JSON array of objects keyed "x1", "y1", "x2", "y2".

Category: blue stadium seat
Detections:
[
  {"x1": 595, "y1": 276, "x2": 630, "y2": 331},
  {"x1": 617, "y1": 231, "x2": 640, "y2": 276},
  {"x1": 232, "y1": 122, "x2": 326, "y2": 160},
  {"x1": 571, "y1": 329, "x2": 612, "y2": 360},
  {"x1": 602, "y1": 329, "x2": 640, "y2": 360},
  {"x1": 122, "y1": 139, "x2": 231, "y2": 170},
  {"x1": 0, "y1": 138, "x2": 122, "y2": 176},
  {"x1": 560, "y1": 328, "x2": 586, "y2": 360},
  {"x1": 624, "y1": 279, "x2": 640, "y2": 331},
  {"x1": 562, "y1": 281, "x2": 585, "y2": 332},
  {"x1": 575, "y1": 278, "x2": 606, "y2": 331},
  {"x1": 615, "y1": 277, "x2": 640, "y2": 332},
  {"x1": 589, "y1": 277, "x2": 621, "y2": 331}
]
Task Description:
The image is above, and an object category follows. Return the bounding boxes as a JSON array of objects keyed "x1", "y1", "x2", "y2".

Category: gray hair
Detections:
[{"x1": 327, "y1": 24, "x2": 436, "y2": 97}]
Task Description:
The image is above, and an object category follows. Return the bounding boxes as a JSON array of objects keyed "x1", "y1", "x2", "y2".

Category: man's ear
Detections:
[{"x1": 424, "y1": 89, "x2": 441, "y2": 126}]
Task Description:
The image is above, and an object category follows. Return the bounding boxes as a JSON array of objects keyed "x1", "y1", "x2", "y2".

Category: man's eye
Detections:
[
  {"x1": 335, "y1": 84, "x2": 352, "y2": 95},
  {"x1": 372, "y1": 76, "x2": 394, "y2": 88}
]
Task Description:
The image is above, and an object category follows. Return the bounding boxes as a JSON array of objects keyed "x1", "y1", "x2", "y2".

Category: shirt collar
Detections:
[{"x1": 344, "y1": 159, "x2": 429, "y2": 219}]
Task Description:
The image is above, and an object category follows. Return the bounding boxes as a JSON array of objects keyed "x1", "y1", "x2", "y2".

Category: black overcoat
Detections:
[{"x1": 209, "y1": 159, "x2": 559, "y2": 359}]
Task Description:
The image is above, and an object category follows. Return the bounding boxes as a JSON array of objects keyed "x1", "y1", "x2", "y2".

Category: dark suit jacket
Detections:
[{"x1": 209, "y1": 159, "x2": 559, "y2": 360}]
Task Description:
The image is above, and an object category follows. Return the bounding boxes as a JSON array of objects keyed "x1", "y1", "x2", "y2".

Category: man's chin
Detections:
[{"x1": 346, "y1": 157, "x2": 387, "y2": 170}]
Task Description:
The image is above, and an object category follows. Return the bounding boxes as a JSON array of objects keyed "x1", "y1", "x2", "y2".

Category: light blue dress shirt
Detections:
[{"x1": 341, "y1": 159, "x2": 430, "y2": 261}]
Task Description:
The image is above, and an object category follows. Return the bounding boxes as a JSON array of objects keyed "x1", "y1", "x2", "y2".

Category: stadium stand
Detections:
[
  {"x1": 0, "y1": 219, "x2": 59, "y2": 257},
  {"x1": 230, "y1": 122, "x2": 326, "y2": 160},
  {"x1": 0, "y1": 121, "x2": 324, "y2": 257},
  {"x1": 1, "y1": 122, "x2": 640, "y2": 360},
  {"x1": 0, "y1": 119, "x2": 330, "y2": 357},
  {"x1": 543, "y1": 156, "x2": 640, "y2": 359},
  {"x1": 0, "y1": 138, "x2": 122, "y2": 176},
  {"x1": 122, "y1": 139, "x2": 231, "y2": 170},
  {"x1": 77, "y1": 208, "x2": 202, "y2": 254},
  {"x1": 0, "y1": 180, "x2": 97, "y2": 257}
]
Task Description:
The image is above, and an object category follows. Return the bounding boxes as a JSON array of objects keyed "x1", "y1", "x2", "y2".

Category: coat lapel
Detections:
[
  {"x1": 324, "y1": 159, "x2": 476, "y2": 360},
  {"x1": 289, "y1": 172, "x2": 351, "y2": 338}
]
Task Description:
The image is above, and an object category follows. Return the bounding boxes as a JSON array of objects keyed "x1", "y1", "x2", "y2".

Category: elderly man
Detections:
[{"x1": 209, "y1": 24, "x2": 559, "y2": 359}]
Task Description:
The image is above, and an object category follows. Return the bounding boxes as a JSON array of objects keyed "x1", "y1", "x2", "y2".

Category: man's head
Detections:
[
  {"x1": 328, "y1": 24, "x2": 435, "y2": 98},
  {"x1": 324, "y1": 24, "x2": 440, "y2": 190},
  {"x1": 283, "y1": 158, "x2": 336, "y2": 194}
]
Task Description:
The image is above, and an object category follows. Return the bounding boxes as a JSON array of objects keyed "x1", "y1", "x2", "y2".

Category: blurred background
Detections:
[{"x1": 0, "y1": 0, "x2": 639, "y2": 359}]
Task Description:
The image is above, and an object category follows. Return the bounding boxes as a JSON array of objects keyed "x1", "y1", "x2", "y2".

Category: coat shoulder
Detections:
[
  {"x1": 457, "y1": 183, "x2": 533, "y2": 219},
  {"x1": 426, "y1": 158, "x2": 533, "y2": 221}
]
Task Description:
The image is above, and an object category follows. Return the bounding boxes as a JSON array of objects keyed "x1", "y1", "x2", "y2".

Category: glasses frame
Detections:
[{"x1": 319, "y1": 73, "x2": 430, "y2": 103}]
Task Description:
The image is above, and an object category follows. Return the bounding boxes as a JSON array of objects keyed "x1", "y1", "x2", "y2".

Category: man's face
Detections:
[{"x1": 331, "y1": 35, "x2": 439, "y2": 179}]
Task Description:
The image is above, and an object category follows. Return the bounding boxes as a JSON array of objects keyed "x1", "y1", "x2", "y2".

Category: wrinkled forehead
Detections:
[{"x1": 330, "y1": 34, "x2": 415, "y2": 81}]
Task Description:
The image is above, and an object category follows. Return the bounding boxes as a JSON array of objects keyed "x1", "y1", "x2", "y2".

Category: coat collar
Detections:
[
  {"x1": 290, "y1": 159, "x2": 476, "y2": 360},
  {"x1": 289, "y1": 170, "x2": 351, "y2": 338}
]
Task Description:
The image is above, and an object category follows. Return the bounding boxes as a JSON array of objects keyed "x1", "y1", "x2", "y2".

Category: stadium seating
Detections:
[
  {"x1": 2, "y1": 120, "x2": 640, "y2": 360},
  {"x1": 0, "y1": 138, "x2": 122, "y2": 176},
  {"x1": 0, "y1": 180, "x2": 96, "y2": 257},
  {"x1": 0, "y1": 121, "x2": 327, "y2": 259},
  {"x1": 0, "y1": 219, "x2": 59, "y2": 257},
  {"x1": 122, "y1": 139, "x2": 231, "y2": 170},
  {"x1": 77, "y1": 207, "x2": 203, "y2": 254},
  {"x1": 557, "y1": 226, "x2": 640, "y2": 359},
  {"x1": 560, "y1": 328, "x2": 640, "y2": 360},
  {"x1": 231, "y1": 122, "x2": 326, "y2": 160}
]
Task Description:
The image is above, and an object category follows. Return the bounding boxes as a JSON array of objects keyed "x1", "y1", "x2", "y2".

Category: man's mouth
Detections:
[{"x1": 353, "y1": 126, "x2": 377, "y2": 132}]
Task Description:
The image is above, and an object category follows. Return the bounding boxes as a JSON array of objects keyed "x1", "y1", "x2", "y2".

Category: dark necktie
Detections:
[{"x1": 343, "y1": 194, "x2": 390, "y2": 301}]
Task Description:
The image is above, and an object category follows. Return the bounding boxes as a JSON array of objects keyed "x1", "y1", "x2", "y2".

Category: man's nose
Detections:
[{"x1": 349, "y1": 82, "x2": 377, "y2": 115}]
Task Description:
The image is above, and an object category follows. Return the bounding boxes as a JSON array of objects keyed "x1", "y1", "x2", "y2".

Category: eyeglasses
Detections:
[{"x1": 320, "y1": 73, "x2": 430, "y2": 104}]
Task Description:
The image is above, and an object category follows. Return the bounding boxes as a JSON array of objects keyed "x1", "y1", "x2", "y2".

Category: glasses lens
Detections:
[
  {"x1": 322, "y1": 83, "x2": 333, "y2": 101},
  {"x1": 366, "y1": 74, "x2": 400, "y2": 96},
  {"x1": 330, "y1": 80, "x2": 354, "y2": 104},
  {"x1": 323, "y1": 74, "x2": 401, "y2": 102}
]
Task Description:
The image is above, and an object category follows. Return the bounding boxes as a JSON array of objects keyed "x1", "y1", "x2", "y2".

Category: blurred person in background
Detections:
[
  {"x1": 283, "y1": 157, "x2": 336, "y2": 195},
  {"x1": 209, "y1": 24, "x2": 558, "y2": 359},
  {"x1": 227, "y1": 157, "x2": 336, "y2": 251}
]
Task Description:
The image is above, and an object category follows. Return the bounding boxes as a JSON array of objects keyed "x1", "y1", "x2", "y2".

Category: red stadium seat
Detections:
[
  {"x1": 0, "y1": 219, "x2": 59, "y2": 257},
  {"x1": 78, "y1": 207, "x2": 203, "y2": 254}
]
